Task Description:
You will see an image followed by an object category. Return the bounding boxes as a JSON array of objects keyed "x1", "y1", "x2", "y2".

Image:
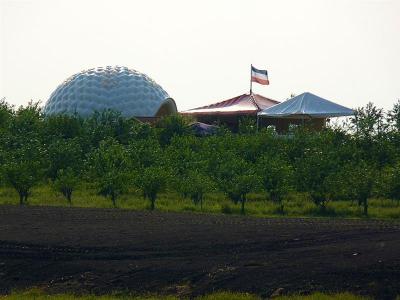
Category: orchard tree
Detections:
[
  {"x1": 135, "y1": 166, "x2": 168, "y2": 210},
  {"x1": 352, "y1": 102, "x2": 386, "y2": 138},
  {"x1": 238, "y1": 116, "x2": 257, "y2": 134},
  {"x1": 230, "y1": 171, "x2": 261, "y2": 215},
  {"x1": 10, "y1": 101, "x2": 43, "y2": 140},
  {"x1": 53, "y1": 168, "x2": 80, "y2": 205},
  {"x1": 258, "y1": 155, "x2": 293, "y2": 213},
  {"x1": 387, "y1": 99, "x2": 400, "y2": 132},
  {"x1": 155, "y1": 114, "x2": 193, "y2": 146},
  {"x1": 43, "y1": 114, "x2": 83, "y2": 140},
  {"x1": 179, "y1": 171, "x2": 214, "y2": 209},
  {"x1": 2, "y1": 102, "x2": 46, "y2": 205},
  {"x1": 215, "y1": 156, "x2": 261, "y2": 214},
  {"x1": 3, "y1": 141, "x2": 46, "y2": 205},
  {"x1": 0, "y1": 98, "x2": 13, "y2": 132},
  {"x1": 47, "y1": 138, "x2": 83, "y2": 181},
  {"x1": 88, "y1": 138, "x2": 130, "y2": 207},
  {"x1": 294, "y1": 145, "x2": 338, "y2": 211},
  {"x1": 335, "y1": 162, "x2": 375, "y2": 216},
  {"x1": 380, "y1": 163, "x2": 400, "y2": 206}
]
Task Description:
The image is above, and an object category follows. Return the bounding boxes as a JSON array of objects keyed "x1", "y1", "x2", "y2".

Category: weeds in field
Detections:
[
  {"x1": 1, "y1": 185, "x2": 400, "y2": 220},
  {"x1": 276, "y1": 292, "x2": 369, "y2": 300},
  {"x1": 0, "y1": 290, "x2": 372, "y2": 300}
]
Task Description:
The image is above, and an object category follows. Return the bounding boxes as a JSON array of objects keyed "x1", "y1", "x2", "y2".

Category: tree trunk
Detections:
[
  {"x1": 150, "y1": 198, "x2": 155, "y2": 211},
  {"x1": 19, "y1": 193, "x2": 24, "y2": 206},
  {"x1": 279, "y1": 202, "x2": 284, "y2": 215},
  {"x1": 67, "y1": 191, "x2": 72, "y2": 206},
  {"x1": 363, "y1": 199, "x2": 368, "y2": 216},
  {"x1": 111, "y1": 193, "x2": 116, "y2": 208},
  {"x1": 240, "y1": 196, "x2": 246, "y2": 215}
]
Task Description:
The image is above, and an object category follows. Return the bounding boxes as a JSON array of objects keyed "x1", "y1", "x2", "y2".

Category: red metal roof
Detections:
[{"x1": 181, "y1": 93, "x2": 280, "y2": 115}]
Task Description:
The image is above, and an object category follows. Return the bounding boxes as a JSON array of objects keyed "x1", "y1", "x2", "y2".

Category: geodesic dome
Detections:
[{"x1": 43, "y1": 66, "x2": 177, "y2": 118}]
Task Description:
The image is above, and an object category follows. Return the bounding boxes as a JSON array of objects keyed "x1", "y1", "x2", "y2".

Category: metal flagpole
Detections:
[{"x1": 250, "y1": 64, "x2": 253, "y2": 95}]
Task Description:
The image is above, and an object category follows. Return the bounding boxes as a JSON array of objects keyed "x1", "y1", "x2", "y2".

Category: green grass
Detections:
[
  {"x1": 275, "y1": 293, "x2": 369, "y2": 300},
  {"x1": 1, "y1": 185, "x2": 400, "y2": 220},
  {"x1": 0, "y1": 290, "x2": 372, "y2": 300}
]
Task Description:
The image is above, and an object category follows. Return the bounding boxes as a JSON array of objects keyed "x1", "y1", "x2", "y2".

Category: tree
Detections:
[
  {"x1": 2, "y1": 102, "x2": 46, "y2": 205},
  {"x1": 334, "y1": 162, "x2": 375, "y2": 216},
  {"x1": 230, "y1": 172, "x2": 261, "y2": 215},
  {"x1": 53, "y1": 168, "x2": 80, "y2": 205},
  {"x1": 214, "y1": 155, "x2": 261, "y2": 215},
  {"x1": 352, "y1": 102, "x2": 386, "y2": 138},
  {"x1": 294, "y1": 136, "x2": 341, "y2": 211},
  {"x1": 258, "y1": 155, "x2": 293, "y2": 213},
  {"x1": 47, "y1": 138, "x2": 83, "y2": 181},
  {"x1": 135, "y1": 166, "x2": 168, "y2": 210},
  {"x1": 88, "y1": 138, "x2": 130, "y2": 207},
  {"x1": 238, "y1": 116, "x2": 257, "y2": 134},
  {"x1": 155, "y1": 114, "x2": 193, "y2": 146},
  {"x1": 43, "y1": 114, "x2": 83, "y2": 141},
  {"x1": 179, "y1": 171, "x2": 214, "y2": 209},
  {"x1": 0, "y1": 98, "x2": 13, "y2": 132},
  {"x1": 380, "y1": 163, "x2": 400, "y2": 206},
  {"x1": 3, "y1": 142, "x2": 46, "y2": 205},
  {"x1": 83, "y1": 110, "x2": 136, "y2": 147},
  {"x1": 387, "y1": 99, "x2": 400, "y2": 132}
]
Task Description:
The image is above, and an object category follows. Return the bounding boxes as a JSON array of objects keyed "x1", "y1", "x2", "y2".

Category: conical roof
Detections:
[{"x1": 258, "y1": 92, "x2": 354, "y2": 118}]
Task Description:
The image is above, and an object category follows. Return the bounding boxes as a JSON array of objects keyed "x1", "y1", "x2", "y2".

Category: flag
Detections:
[{"x1": 251, "y1": 66, "x2": 269, "y2": 85}]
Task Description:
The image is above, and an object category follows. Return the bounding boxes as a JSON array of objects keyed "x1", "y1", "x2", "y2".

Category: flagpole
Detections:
[{"x1": 250, "y1": 64, "x2": 253, "y2": 95}]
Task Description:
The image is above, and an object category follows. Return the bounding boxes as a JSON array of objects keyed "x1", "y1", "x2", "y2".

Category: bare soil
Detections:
[{"x1": 0, "y1": 205, "x2": 399, "y2": 299}]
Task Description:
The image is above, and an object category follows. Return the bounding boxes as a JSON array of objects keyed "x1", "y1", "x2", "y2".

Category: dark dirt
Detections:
[{"x1": 0, "y1": 205, "x2": 399, "y2": 299}]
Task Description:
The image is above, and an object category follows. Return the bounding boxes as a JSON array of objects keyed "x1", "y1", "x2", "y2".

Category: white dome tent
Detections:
[{"x1": 257, "y1": 92, "x2": 354, "y2": 131}]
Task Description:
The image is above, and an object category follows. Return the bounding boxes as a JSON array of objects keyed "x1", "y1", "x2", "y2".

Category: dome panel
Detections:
[{"x1": 44, "y1": 66, "x2": 177, "y2": 118}]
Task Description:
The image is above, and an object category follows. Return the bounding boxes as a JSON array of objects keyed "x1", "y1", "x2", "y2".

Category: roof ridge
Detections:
[{"x1": 186, "y1": 93, "x2": 248, "y2": 111}]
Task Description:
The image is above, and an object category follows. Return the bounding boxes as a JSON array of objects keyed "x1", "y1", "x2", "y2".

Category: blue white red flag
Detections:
[{"x1": 251, "y1": 66, "x2": 269, "y2": 85}]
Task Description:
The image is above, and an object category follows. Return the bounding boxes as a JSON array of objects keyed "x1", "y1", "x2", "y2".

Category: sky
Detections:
[{"x1": 1, "y1": 0, "x2": 399, "y2": 111}]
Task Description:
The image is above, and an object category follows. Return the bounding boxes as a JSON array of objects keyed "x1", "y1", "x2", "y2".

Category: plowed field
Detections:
[{"x1": 0, "y1": 206, "x2": 399, "y2": 299}]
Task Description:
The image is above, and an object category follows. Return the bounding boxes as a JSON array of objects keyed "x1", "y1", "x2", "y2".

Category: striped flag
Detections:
[{"x1": 251, "y1": 66, "x2": 269, "y2": 85}]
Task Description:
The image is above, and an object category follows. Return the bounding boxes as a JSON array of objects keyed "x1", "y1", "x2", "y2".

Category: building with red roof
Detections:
[{"x1": 181, "y1": 93, "x2": 282, "y2": 131}]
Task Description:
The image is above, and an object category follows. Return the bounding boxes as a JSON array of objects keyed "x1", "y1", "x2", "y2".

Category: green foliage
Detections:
[
  {"x1": 387, "y1": 99, "x2": 400, "y2": 132},
  {"x1": 258, "y1": 154, "x2": 293, "y2": 213},
  {"x1": 1, "y1": 99, "x2": 400, "y2": 220},
  {"x1": 332, "y1": 162, "x2": 376, "y2": 216},
  {"x1": 2, "y1": 142, "x2": 46, "y2": 205},
  {"x1": 47, "y1": 138, "x2": 83, "y2": 181},
  {"x1": 53, "y1": 168, "x2": 80, "y2": 204},
  {"x1": 155, "y1": 114, "x2": 193, "y2": 146},
  {"x1": 238, "y1": 116, "x2": 257, "y2": 134},
  {"x1": 43, "y1": 114, "x2": 83, "y2": 140},
  {"x1": 135, "y1": 166, "x2": 168, "y2": 210},
  {"x1": 384, "y1": 163, "x2": 400, "y2": 205},
  {"x1": 178, "y1": 171, "x2": 214, "y2": 209},
  {"x1": 88, "y1": 138, "x2": 131, "y2": 207},
  {"x1": 294, "y1": 143, "x2": 336, "y2": 210},
  {"x1": 0, "y1": 98, "x2": 14, "y2": 132},
  {"x1": 213, "y1": 152, "x2": 261, "y2": 214},
  {"x1": 1, "y1": 102, "x2": 46, "y2": 204},
  {"x1": 352, "y1": 102, "x2": 386, "y2": 138}
]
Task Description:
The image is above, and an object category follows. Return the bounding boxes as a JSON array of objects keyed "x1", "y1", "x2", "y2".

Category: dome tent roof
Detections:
[
  {"x1": 44, "y1": 66, "x2": 177, "y2": 118},
  {"x1": 258, "y1": 92, "x2": 354, "y2": 118}
]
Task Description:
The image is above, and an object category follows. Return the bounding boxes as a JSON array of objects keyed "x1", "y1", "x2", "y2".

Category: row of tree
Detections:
[{"x1": 0, "y1": 99, "x2": 400, "y2": 216}]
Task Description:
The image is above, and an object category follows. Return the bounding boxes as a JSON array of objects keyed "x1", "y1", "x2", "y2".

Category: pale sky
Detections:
[{"x1": 1, "y1": 0, "x2": 399, "y2": 111}]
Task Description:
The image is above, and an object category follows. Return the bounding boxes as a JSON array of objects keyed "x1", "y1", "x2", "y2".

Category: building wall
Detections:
[{"x1": 184, "y1": 113, "x2": 326, "y2": 133}]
